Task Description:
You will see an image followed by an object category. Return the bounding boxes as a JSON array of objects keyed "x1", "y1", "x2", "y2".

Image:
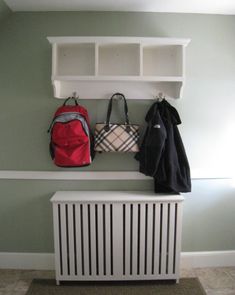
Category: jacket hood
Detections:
[{"x1": 145, "y1": 99, "x2": 181, "y2": 126}]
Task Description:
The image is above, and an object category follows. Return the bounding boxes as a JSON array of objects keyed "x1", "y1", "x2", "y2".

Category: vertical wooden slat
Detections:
[
  {"x1": 125, "y1": 203, "x2": 131, "y2": 276},
  {"x1": 105, "y1": 204, "x2": 111, "y2": 276},
  {"x1": 110, "y1": 204, "x2": 113, "y2": 275},
  {"x1": 174, "y1": 203, "x2": 183, "y2": 278},
  {"x1": 182, "y1": 46, "x2": 185, "y2": 78},
  {"x1": 97, "y1": 204, "x2": 104, "y2": 276},
  {"x1": 67, "y1": 204, "x2": 75, "y2": 276},
  {"x1": 122, "y1": 204, "x2": 126, "y2": 276},
  {"x1": 139, "y1": 44, "x2": 143, "y2": 76},
  {"x1": 89, "y1": 204, "x2": 97, "y2": 276},
  {"x1": 53, "y1": 204, "x2": 61, "y2": 278},
  {"x1": 168, "y1": 203, "x2": 176, "y2": 275},
  {"x1": 113, "y1": 203, "x2": 123, "y2": 278},
  {"x1": 60, "y1": 203, "x2": 68, "y2": 276},
  {"x1": 146, "y1": 203, "x2": 153, "y2": 275},
  {"x1": 82, "y1": 204, "x2": 90, "y2": 276},
  {"x1": 95, "y1": 43, "x2": 99, "y2": 76},
  {"x1": 75, "y1": 204, "x2": 82, "y2": 276},
  {"x1": 161, "y1": 203, "x2": 168, "y2": 275},
  {"x1": 153, "y1": 203, "x2": 160, "y2": 275},
  {"x1": 102, "y1": 204, "x2": 106, "y2": 276},
  {"x1": 52, "y1": 43, "x2": 57, "y2": 76},
  {"x1": 132, "y1": 204, "x2": 138, "y2": 275},
  {"x1": 139, "y1": 203, "x2": 146, "y2": 275}
]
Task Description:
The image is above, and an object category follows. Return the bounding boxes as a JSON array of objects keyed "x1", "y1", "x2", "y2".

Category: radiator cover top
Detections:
[{"x1": 51, "y1": 191, "x2": 184, "y2": 283}]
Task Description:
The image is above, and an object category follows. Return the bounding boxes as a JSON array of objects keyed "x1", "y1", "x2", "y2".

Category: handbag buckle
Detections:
[{"x1": 104, "y1": 124, "x2": 110, "y2": 132}]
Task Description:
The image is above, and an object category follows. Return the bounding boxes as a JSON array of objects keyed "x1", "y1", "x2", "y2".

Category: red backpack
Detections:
[{"x1": 48, "y1": 97, "x2": 95, "y2": 167}]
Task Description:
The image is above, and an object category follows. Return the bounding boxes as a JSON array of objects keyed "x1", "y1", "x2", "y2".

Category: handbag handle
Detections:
[
  {"x1": 105, "y1": 93, "x2": 130, "y2": 129},
  {"x1": 63, "y1": 97, "x2": 78, "y2": 106}
]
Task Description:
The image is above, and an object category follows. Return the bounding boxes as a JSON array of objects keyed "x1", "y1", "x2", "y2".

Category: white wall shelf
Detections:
[{"x1": 47, "y1": 36, "x2": 190, "y2": 99}]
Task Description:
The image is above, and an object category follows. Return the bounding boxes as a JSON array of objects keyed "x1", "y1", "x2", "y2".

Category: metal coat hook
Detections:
[
  {"x1": 72, "y1": 91, "x2": 79, "y2": 99},
  {"x1": 155, "y1": 92, "x2": 165, "y2": 102},
  {"x1": 113, "y1": 93, "x2": 123, "y2": 100}
]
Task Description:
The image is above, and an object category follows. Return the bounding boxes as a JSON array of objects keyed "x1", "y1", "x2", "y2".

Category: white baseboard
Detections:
[
  {"x1": 181, "y1": 251, "x2": 235, "y2": 268},
  {"x1": 0, "y1": 251, "x2": 235, "y2": 270},
  {"x1": 0, "y1": 253, "x2": 55, "y2": 270}
]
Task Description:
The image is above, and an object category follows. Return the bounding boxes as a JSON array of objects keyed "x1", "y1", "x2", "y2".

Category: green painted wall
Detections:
[
  {"x1": 0, "y1": 12, "x2": 235, "y2": 253},
  {"x1": 0, "y1": 12, "x2": 235, "y2": 175},
  {"x1": 0, "y1": 0, "x2": 11, "y2": 23}
]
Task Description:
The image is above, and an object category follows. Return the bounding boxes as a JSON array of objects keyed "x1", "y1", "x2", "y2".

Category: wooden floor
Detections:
[{"x1": 0, "y1": 267, "x2": 235, "y2": 295}]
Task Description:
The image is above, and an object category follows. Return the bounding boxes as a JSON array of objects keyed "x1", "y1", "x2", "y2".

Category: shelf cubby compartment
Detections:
[
  {"x1": 98, "y1": 43, "x2": 140, "y2": 76},
  {"x1": 143, "y1": 45, "x2": 183, "y2": 77},
  {"x1": 57, "y1": 43, "x2": 95, "y2": 76}
]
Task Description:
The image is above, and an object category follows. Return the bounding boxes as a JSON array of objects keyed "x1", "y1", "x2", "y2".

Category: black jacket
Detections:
[{"x1": 135, "y1": 100, "x2": 191, "y2": 193}]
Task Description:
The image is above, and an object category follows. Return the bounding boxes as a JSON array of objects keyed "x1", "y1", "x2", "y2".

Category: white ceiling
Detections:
[{"x1": 4, "y1": 0, "x2": 235, "y2": 14}]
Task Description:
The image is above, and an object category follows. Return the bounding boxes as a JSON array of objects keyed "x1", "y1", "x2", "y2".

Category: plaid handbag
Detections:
[{"x1": 94, "y1": 93, "x2": 139, "y2": 152}]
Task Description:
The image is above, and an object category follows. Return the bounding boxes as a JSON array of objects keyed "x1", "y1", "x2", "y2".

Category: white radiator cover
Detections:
[{"x1": 51, "y1": 191, "x2": 184, "y2": 284}]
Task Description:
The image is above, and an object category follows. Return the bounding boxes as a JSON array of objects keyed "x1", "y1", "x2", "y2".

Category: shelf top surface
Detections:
[
  {"x1": 47, "y1": 36, "x2": 190, "y2": 46},
  {"x1": 53, "y1": 75, "x2": 184, "y2": 82},
  {"x1": 51, "y1": 191, "x2": 184, "y2": 203}
]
